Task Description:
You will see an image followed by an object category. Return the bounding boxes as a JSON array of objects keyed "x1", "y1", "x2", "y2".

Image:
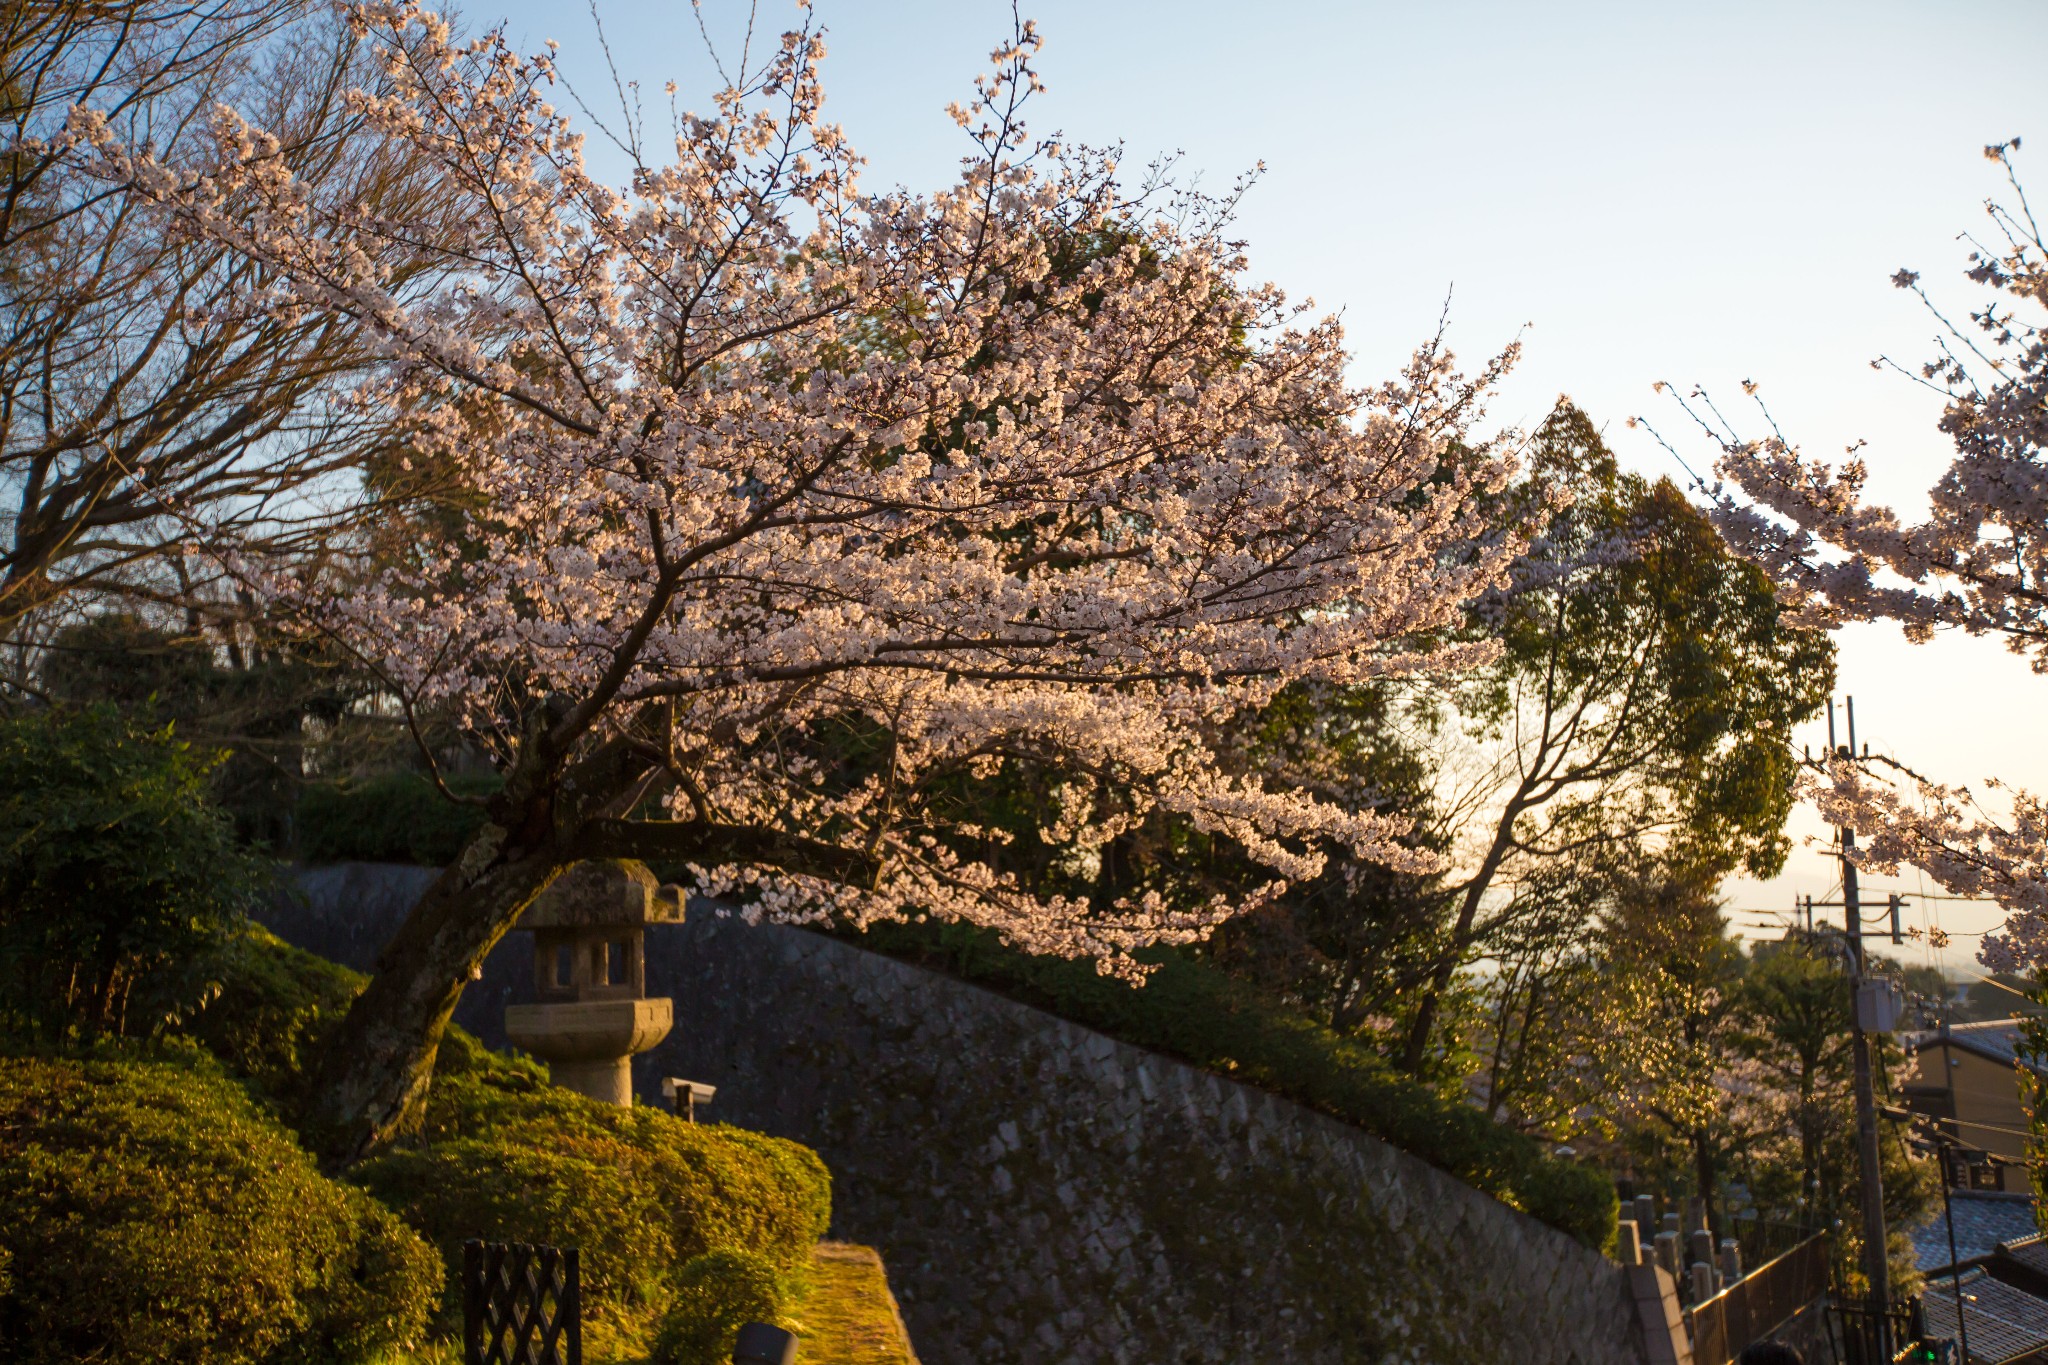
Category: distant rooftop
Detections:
[
  {"x1": 1907, "y1": 1019, "x2": 2048, "y2": 1074},
  {"x1": 1911, "y1": 1191, "x2": 2039, "y2": 1273},
  {"x1": 2002, "y1": 1234, "x2": 2048, "y2": 1282},
  {"x1": 1921, "y1": 1267, "x2": 2048, "y2": 1365}
]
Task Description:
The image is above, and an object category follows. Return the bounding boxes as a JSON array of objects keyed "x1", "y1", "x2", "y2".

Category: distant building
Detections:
[
  {"x1": 1904, "y1": 1019, "x2": 2046, "y2": 1192},
  {"x1": 1910, "y1": 1189, "x2": 2039, "y2": 1274},
  {"x1": 1912, "y1": 1217, "x2": 2048, "y2": 1365}
]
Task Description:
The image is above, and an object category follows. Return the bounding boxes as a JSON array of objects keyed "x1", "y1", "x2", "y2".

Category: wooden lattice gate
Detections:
[{"x1": 463, "y1": 1240, "x2": 582, "y2": 1365}]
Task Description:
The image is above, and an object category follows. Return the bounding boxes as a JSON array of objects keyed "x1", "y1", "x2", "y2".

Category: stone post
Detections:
[
  {"x1": 1689, "y1": 1228, "x2": 1714, "y2": 1275},
  {"x1": 1654, "y1": 1230, "x2": 1681, "y2": 1278}
]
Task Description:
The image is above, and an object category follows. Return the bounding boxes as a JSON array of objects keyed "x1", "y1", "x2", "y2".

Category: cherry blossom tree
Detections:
[
  {"x1": 100, "y1": 2, "x2": 1530, "y2": 1161},
  {"x1": 1690, "y1": 139, "x2": 2048, "y2": 971}
]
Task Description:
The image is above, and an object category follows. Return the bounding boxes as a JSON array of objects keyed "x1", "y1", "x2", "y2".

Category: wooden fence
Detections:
[
  {"x1": 1685, "y1": 1233, "x2": 1830, "y2": 1365},
  {"x1": 463, "y1": 1240, "x2": 581, "y2": 1365}
]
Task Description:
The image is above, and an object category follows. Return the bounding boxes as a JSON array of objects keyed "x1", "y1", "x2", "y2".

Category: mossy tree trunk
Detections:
[
  {"x1": 299, "y1": 820, "x2": 564, "y2": 1166},
  {"x1": 301, "y1": 735, "x2": 883, "y2": 1168}
]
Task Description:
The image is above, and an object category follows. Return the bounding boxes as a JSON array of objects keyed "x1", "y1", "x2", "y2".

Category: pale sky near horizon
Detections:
[{"x1": 488, "y1": 0, "x2": 2048, "y2": 975}]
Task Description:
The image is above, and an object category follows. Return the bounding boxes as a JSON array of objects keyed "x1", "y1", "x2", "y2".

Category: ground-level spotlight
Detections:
[{"x1": 733, "y1": 1321, "x2": 797, "y2": 1365}]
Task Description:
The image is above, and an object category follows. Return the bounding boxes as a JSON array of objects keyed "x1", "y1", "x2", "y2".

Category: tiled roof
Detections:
[
  {"x1": 1920, "y1": 1267, "x2": 2048, "y2": 1364},
  {"x1": 1911, "y1": 1192, "x2": 2040, "y2": 1272},
  {"x1": 1909, "y1": 1019, "x2": 2048, "y2": 1073},
  {"x1": 2003, "y1": 1234, "x2": 2048, "y2": 1279}
]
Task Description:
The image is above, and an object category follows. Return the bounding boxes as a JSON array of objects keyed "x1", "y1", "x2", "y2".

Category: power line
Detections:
[{"x1": 1929, "y1": 1114, "x2": 2039, "y2": 1143}]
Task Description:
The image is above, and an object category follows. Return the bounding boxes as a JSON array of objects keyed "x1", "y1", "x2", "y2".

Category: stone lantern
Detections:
[{"x1": 504, "y1": 859, "x2": 682, "y2": 1105}]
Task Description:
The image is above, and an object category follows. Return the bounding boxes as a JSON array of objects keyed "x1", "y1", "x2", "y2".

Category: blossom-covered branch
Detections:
[
  {"x1": 1697, "y1": 139, "x2": 2048, "y2": 967},
  {"x1": 99, "y1": 1, "x2": 1533, "y2": 1156}
]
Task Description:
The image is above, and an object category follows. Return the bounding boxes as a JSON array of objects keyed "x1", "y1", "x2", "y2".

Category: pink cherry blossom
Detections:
[
  {"x1": 1697, "y1": 139, "x2": 2048, "y2": 968},
  {"x1": 90, "y1": 2, "x2": 1527, "y2": 977}
]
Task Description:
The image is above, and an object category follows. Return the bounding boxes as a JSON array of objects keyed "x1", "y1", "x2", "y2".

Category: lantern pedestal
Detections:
[
  {"x1": 505, "y1": 860, "x2": 683, "y2": 1106},
  {"x1": 504, "y1": 998, "x2": 676, "y2": 1105}
]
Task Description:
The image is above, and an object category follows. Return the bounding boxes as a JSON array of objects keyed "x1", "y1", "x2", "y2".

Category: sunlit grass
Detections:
[{"x1": 787, "y1": 1243, "x2": 918, "y2": 1365}]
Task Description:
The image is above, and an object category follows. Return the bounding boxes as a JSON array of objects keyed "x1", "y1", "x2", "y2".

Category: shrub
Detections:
[
  {"x1": 0, "y1": 705, "x2": 264, "y2": 1041},
  {"x1": 0, "y1": 1049, "x2": 440, "y2": 1365},
  {"x1": 176, "y1": 924, "x2": 364, "y2": 1102},
  {"x1": 356, "y1": 1066, "x2": 830, "y2": 1337},
  {"x1": 353, "y1": 1138, "x2": 677, "y2": 1324},
  {"x1": 296, "y1": 771, "x2": 499, "y2": 866},
  {"x1": 683, "y1": 1125, "x2": 835, "y2": 1270},
  {"x1": 416, "y1": 1068, "x2": 831, "y2": 1271},
  {"x1": 102, "y1": 925, "x2": 831, "y2": 1350},
  {"x1": 649, "y1": 1250, "x2": 791, "y2": 1365},
  {"x1": 175, "y1": 922, "x2": 533, "y2": 1110},
  {"x1": 854, "y1": 919, "x2": 1617, "y2": 1247}
]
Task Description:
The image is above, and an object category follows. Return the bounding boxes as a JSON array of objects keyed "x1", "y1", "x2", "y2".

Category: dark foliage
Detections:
[
  {"x1": 37, "y1": 614, "x2": 361, "y2": 850},
  {"x1": 297, "y1": 770, "x2": 499, "y2": 866},
  {"x1": 0, "y1": 705, "x2": 265, "y2": 1040},
  {"x1": 355, "y1": 1065, "x2": 830, "y2": 1340},
  {"x1": 0, "y1": 1048, "x2": 440, "y2": 1365}
]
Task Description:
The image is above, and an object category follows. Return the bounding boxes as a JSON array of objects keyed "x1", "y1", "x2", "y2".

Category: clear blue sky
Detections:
[{"x1": 491, "y1": 0, "x2": 2048, "y2": 969}]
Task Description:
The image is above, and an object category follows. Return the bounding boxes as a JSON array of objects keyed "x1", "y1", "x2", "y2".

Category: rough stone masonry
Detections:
[{"x1": 276, "y1": 863, "x2": 1652, "y2": 1365}]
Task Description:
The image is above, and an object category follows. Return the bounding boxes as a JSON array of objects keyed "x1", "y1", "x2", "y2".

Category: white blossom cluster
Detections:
[
  {"x1": 1702, "y1": 140, "x2": 2048, "y2": 968},
  {"x1": 90, "y1": 3, "x2": 1529, "y2": 973}
]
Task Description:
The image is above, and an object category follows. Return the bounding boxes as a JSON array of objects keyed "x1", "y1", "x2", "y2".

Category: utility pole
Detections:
[
  {"x1": 1831, "y1": 696, "x2": 1893, "y2": 1350},
  {"x1": 1939, "y1": 1136, "x2": 1972, "y2": 1365}
]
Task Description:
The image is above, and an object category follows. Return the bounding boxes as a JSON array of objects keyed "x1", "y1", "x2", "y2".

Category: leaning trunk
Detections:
[
  {"x1": 1399, "y1": 788, "x2": 1533, "y2": 1073},
  {"x1": 1400, "y1": 873, "x2": 1494, "y2": 1072},
  {"x1": 299, "y1": 823, "x2": 562, "y2": 1167}
]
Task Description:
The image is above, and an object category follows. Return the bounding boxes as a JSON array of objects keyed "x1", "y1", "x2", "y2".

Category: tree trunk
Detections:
[
  {"x1": 1329, "y1": 957, "x2": 1372, "y2": 1034},
  {"x1": 298, "y1": 824, "x2": 562, "y2": 1168},
  {"x1": 1401, "y1": 873, "x2": 1493, "y2": 1072},
  {"x1": 1399, "y1": 789, "x2": 1533, "y2": 1073},
  {"x1": 290, "y1": 762, "x2": 883, "y2": 1168}
]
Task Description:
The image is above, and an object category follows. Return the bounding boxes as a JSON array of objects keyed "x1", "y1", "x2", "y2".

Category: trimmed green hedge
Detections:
[
  {"x1": 357, "y1": 1137, "x2": 676, "y2": 1324},
  {"x1": 178, "y1": 923, "x2": 367, "y2": 1103},
  {"x1": 296, "y1": 771, "x2": 498, "y2": 866},
  {"x1": 355, "y1": 1066, "x2": 830, "y2": 1350},
  {"x1": 0, "y1": 1048, "x2": 440, "y2": 1365},
  {"x1": 418, "y1": 1070, "x2": 831, "y2": 1266},
  {"x1": 851, "y1": 920, "x2": 1617, "y2": 1250},
  {"x1": 177, "y1": 921, "x2": 518, "y2": 1105},
  {"x1": 168, "y1": 926, "x2": 832, "y2": 1353},
  {"x1": 651, "y1": 1250, "x2": 794, "y2": 1365}
]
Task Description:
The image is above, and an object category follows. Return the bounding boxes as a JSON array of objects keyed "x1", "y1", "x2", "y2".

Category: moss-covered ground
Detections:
[{"x1": 790, "y1": 1244, "x2": 918, "y2": 1365}]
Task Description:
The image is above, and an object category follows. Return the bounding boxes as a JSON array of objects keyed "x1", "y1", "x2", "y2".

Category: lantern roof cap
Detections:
[{"x1": 516, "y1": 859, "x2": 684, "y2": 930}]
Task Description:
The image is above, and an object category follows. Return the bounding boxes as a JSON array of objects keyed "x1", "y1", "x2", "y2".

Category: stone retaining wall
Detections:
[{"x1": 270, "y1": 865, "x2": 1649, "y2": 1365}]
